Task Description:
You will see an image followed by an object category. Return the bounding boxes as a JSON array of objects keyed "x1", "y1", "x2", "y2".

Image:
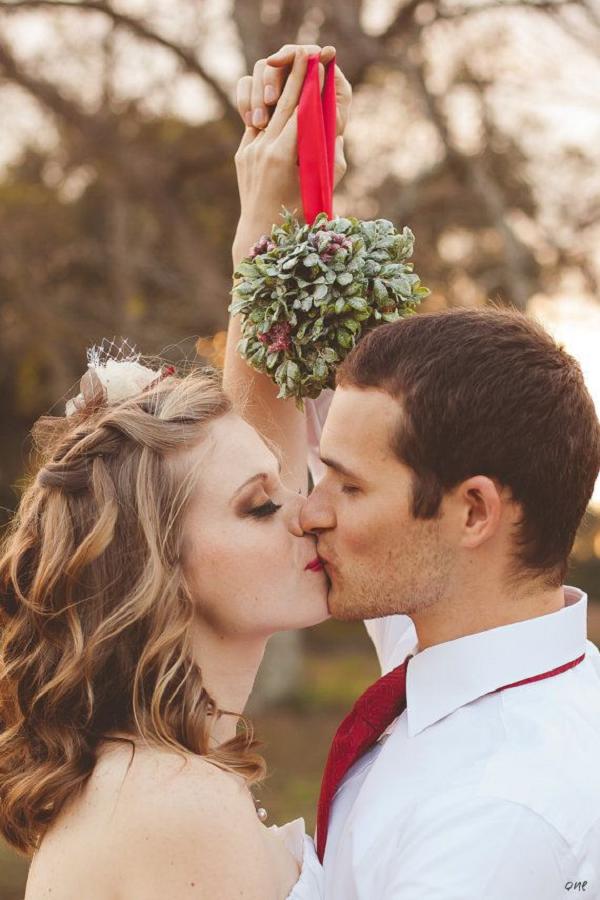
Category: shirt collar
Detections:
[{"x1": 405, "y1": 586, "x2": 588, "y2": 738}]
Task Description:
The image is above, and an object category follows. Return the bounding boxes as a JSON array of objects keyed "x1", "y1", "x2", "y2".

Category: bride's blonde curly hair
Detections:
[{"x1": 0, "y1": 366, "x2": 266, "y2": 856}]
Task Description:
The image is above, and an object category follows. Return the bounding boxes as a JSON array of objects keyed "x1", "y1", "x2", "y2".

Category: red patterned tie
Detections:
[
  {"x1": 316, "y1": 650, "x2": 586, "y2": 863},
  {"x1": 316, "y1": 654, "x2": 412, "y2": 863}
]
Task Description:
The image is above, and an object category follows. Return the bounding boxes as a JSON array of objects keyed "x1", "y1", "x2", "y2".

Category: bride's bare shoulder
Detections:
[
  {"x1": 98, "y1": 739, "x2": 254, "y2": 829},
  {"x1": 101, "y1": 739, "x2": 243, "y2": 798},
  {"x1": 96, "y1": 741, "x2": 274, "y2": 899}
]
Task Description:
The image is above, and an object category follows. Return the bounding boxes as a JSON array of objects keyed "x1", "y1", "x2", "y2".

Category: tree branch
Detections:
[
  {"x1": 381, "y1": 0, "x2": 423, "y2": 42},
  {"x1": 405, "y1": 51, "x2": 536, "y2": 309},
  {"x1": 0, "y1": 0, "x2": 238, "y2": 125},
  {"x1": 0, "y1": 35, "x2": 168, "y2": 196},
  {"x1": 432, "y1": 0, "x2": 583, "y2": 20}
]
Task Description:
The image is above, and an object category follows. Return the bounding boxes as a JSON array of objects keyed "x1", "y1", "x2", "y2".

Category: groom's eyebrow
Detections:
[{"x1": 319, "y1": 456, "x2": 361, "y2": 481}]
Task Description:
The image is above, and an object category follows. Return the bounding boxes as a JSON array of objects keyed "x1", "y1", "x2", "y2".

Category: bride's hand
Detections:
[
  {"x1": 233, "y1": 45, "x2": 351, "y2": 253},
  {"x1": 240, "y1": 43, "x2": 352, "y2": 153}
]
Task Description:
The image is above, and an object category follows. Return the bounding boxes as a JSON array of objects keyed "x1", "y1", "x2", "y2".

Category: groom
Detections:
[
  {"x1": 232, "y1": 42, "x2": 600, "y2": 898},
  {"x1": 301, "y1": 309, "x2": 600, "y2": 897}
]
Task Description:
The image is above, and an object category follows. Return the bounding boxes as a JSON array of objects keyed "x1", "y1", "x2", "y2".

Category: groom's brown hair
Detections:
[{"x1": 337, "y1": 307, "x2": 600, "y2": 584}]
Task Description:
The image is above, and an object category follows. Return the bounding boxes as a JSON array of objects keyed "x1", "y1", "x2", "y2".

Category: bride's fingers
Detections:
[
  {"x1": 265, "y1": 48, "x2": 310, "y2": 139},
  {"x1": 334, "y1": 65, "x2": 353, "y2": 136},
  {"x1": 250, "y1": 58, "x2": 268, "y2": 128},
  {"x1": 333, "y1": 135, "x2": 347, "y2": 187},
  {"x1": 236, "y1": 75, "x2": 253, "y2": 127},
  {"x1": 266, "y1": 44, "x2": 335, "y2": 68},
  {"x1": 263, "y1": 63, "x2": 287, "y2": 108},
  {"x1": 262, "y1": 44, "x2": 331, "y2": 111},
  {"x1": 267, "y1": 48, "x2": 325, "y2": 138}
]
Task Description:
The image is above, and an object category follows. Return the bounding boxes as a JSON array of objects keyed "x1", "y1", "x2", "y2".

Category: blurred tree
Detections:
[
  {"x1": 0, "y1": 4, "x2": 599, "y2": 891},
  {"x1": 0, "y1": 2, "x2": 597, "y2": 492}
]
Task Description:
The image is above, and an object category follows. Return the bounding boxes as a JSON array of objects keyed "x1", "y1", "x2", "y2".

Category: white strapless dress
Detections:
[{"x1": 268, "y1": 818, "x2": 323, "y2": 899}]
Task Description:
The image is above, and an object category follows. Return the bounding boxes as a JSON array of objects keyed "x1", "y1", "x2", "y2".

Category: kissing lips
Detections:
[{"x1": 305, "y1": 557, "x2": 324, "y2": 572}]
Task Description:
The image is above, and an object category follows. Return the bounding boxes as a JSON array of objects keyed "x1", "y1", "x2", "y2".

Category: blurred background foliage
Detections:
[{"x1": 0, "y1": 0, "x2": 599, "y2": 895}]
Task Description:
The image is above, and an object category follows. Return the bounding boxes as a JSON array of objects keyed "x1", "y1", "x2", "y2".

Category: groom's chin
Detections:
[{"x1": 326, "y1": 582, "x2": 363, "y2": 622}]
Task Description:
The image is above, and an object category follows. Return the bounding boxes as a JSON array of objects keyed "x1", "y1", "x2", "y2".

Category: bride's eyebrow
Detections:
[{"x1": 231, "y1": 458, "x2": 282, "y2": 502}]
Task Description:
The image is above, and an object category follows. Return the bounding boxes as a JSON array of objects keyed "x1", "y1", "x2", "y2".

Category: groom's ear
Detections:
[{"x1": 453, "y1": 475, "x2": 506, "y2": 550}]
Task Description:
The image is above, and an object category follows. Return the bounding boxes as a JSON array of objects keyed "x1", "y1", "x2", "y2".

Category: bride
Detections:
[{"x1": 0, "y1": 45, "x2": 351, "y2": 899}]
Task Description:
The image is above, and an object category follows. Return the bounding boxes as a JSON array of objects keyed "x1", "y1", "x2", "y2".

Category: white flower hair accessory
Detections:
[{"x1": 65, "y1": 338, "x2": 176, "y2": 417}]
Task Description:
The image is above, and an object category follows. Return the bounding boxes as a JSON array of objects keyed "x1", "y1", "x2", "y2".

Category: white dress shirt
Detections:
[
  {"x1": 304, "y1": 393, "x2": 600, "y2": 899},
  {"x1": 322, "y1": 589, "x2": 600, "y2": 899}
]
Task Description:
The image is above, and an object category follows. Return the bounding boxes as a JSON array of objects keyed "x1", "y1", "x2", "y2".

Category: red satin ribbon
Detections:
[{"x1": 298, "y1": 53, "x2": 337, "y2": 224}]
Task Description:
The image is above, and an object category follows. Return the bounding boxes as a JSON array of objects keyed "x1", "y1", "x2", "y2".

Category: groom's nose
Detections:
[{"x1": 299, "y1": 483, "x2": 336, "y2": 534}]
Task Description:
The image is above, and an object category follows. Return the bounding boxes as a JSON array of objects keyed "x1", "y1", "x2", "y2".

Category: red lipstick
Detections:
[{"x1": 305, "y1": 557, "x2": 324, "y2": 572}]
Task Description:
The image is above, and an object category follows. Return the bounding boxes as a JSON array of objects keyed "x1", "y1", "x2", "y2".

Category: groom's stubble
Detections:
[{"x1": 325, "y1": 511, "x2": 455, "y2": 623}]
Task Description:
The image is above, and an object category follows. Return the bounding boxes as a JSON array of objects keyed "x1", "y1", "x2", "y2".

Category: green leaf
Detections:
[
  {"x1": 233, "y1": 281, "x2": 256, "y2": 296},
  {"x1": 275, "y1": 361, "x2": 289, "y2": 382},
  {"x1": 254, "y1": 257, "x2": 272, "y2": 275},
  {"x1": 235, "y1": 262, "x2": 257, "y2": 278},
  {"x1": 348, "y1": 297, "x2": 368, "y2": 311},
  {"x1": 336, "y1": 328, "x2": 354, "y2": 349},
  {"x1": 333, "y1": 217, "x2": 352, "y2": 233},
  {"x1": 388, "y1": 275, "x2": 413, "y2": 296},
  {"x1": 229, "y1": 298, "x2": 249, "y2": 316},
  {"x1": 303, "y1": 253, "x2": 321, "y2": 267},
  {"x1": 314, "y1": 359, "x2": 328, "y2": 380},
  {"x1": 373, "y1": 278, "x2": 388, "y2": 303},
  {"x1": 337, "y1": 271, "x2": 353, "y2": 286}
]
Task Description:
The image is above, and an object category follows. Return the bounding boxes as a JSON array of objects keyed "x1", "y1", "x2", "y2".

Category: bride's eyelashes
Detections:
[{"x1": 247, "y1": 500, "x2": 283, "y2": 519}]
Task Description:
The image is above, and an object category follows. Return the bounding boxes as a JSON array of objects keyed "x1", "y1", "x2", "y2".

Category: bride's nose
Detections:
[{"x1": 287, "y1": 489, "x2": 307, "y2": 537}]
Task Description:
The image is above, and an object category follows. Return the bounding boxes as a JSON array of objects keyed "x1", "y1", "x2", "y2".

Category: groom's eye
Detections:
[{"x1": 341, "y1": 485, "x2": 360, "y2": 496}]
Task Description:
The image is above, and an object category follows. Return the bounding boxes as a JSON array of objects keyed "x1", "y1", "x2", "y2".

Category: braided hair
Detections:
[{"x1": 0, "y1": 366, "x2": 266, "y2": 856}]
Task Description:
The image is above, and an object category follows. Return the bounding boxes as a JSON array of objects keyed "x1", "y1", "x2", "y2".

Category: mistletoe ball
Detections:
[{"x1": 229, "y1": 210, "x2": 430, "y2": 408}]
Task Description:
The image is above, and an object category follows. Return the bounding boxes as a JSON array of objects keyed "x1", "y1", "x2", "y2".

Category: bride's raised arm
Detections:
[
  {"x1": 224, "y1": 44, "x2": 351, "y2": 496},
  {"x1": 224, "y1": 48, "x2": 419, "y2": 675}
]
